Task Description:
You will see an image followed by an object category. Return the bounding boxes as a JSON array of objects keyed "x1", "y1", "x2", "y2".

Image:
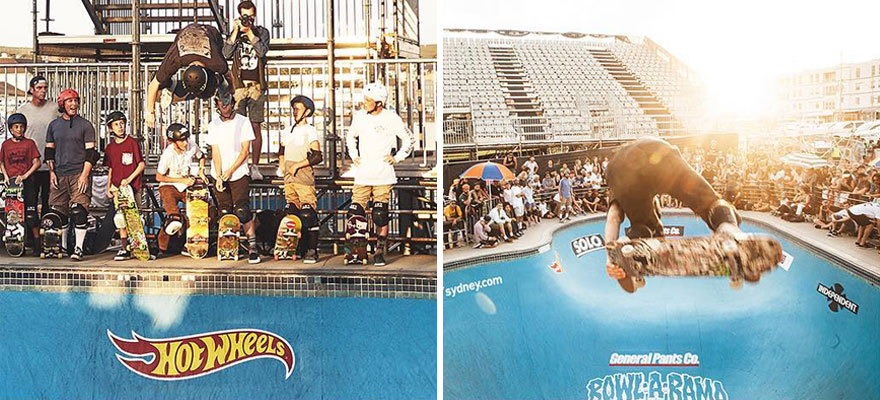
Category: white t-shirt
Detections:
[
  {"x1": 206, "y1": 114, "x2": 254, "y2": 181},
  {"x1": 524, "y1": 160, "x2": 538, "y2": 175},
  {"x1": 346, "y1": 109, "x2": 414, "y2": 186},
  {"x1": 281, "y1": 124, "x2": 319, "y2": 162},
  {"x1": 157, "y1": 139, "x2": 203, "y2": 192},
  {"x1": 488, "y1": 207, "x2": 511, "y2": 224},
  {"x1": 848, "y1": 202, "x2": 880, "y2": 220},
  {"x1": 523, "y1": 186, "x2": 535, "y2": 204},
  {"x1": 505, "y1": 186, "x2": 524, "y2": 208},
  {"x1": 16, "y1": 101, "x2": 60, "y2": 171}
]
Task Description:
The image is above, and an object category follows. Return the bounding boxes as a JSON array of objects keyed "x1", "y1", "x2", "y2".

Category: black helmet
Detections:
[
  {"x1": 290, "y1": 95, "x2": 315, "y2": 119},
  {"x1": 105, "y1": 110, "x2": 127, "y2": 127},
  {"x1": 6, "y1": 113, "x2": 27, "y2": 131},
  {"x1": 182, "y1": 65, "x2": 209, "y2": 96},
  {"x1": 165, "y1": 123, "x2": 190, "y2": 141},
  {"x1": 215, "y1": 85, "x2": 235, "y2": 107}
]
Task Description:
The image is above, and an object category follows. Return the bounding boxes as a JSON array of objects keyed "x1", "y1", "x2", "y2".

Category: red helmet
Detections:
[{"x1": 57, "y1": 88, "x2": 80, "y2": 109}]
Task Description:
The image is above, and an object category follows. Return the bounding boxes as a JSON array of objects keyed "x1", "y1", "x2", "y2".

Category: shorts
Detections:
[
  {"x1": 214, "y1": 176, "x2": 251, "y2": 212},
  {"x1": 284, "y1": 182, "x2": 317, "y2": 207},
  {"x1": 513, "y1": 204, "x2": 525, "y2": 217},
  {"x1": 352, "y1": 184, "x2": 392, "y2": 208},
  {"x1": 847, "y1": 209, "x2": 874, "y2": 227},
  {"x1": 49, "y1": 173, "x2": 91, "y2": 214},
  {"x1": 159, "y1": 185, "x2": 187, "y2": 215},
  {"x1": 235, "y1": 82, "x2": 266, "y2": 123},
  {"x1": 560, "y1": 197, "x2": 572, "y2": 207}
]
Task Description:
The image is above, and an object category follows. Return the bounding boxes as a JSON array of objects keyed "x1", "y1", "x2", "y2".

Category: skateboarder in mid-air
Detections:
[{"x1": 603, "y1": 137, "x2": 775, "y2": 292}]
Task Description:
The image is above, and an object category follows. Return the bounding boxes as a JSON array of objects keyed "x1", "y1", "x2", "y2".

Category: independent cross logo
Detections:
[{"x1": 817, "y1": 283, "x2": 859, "y2": 314}]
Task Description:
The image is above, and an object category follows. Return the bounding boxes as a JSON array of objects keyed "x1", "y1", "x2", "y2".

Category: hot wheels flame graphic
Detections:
[{"x1": 107, "y1": 329, "x2": 295, "y2": 380}]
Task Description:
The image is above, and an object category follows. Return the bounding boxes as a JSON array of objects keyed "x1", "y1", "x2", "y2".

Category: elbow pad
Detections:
[
  {"x1": 45, "y1": 147, "x2": 56, "y2": 162},
  {"x1": 306, "y1": 149, "x2": 323, "y2": 166},
  {"x1": 86, "y1": 148, "x2": 100, "y2": 165}
]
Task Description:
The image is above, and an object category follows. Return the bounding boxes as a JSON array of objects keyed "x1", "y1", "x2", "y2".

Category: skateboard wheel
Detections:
[
  {"x1": 274, "y1": 255, "x2": 279, "y2": 261},
  {"x1": 40, "y1": 254, "x2": 45, "y2": 259},
  {"x1": 620, "y1": 244, "x2": 635, "y2": 257}
]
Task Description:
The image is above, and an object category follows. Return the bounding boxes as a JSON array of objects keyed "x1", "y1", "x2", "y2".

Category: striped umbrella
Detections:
[
  {"x1": 459, "y1": 161, "x2": 516, "y2": 181},
  {"x1": 459, "y1": 161, "x2": 516, "y2": 208},
  {"x1": 780, "y1": 152, "x2": 831, "y2": 169}
]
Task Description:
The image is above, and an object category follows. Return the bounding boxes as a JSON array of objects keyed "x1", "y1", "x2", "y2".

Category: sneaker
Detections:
[
  {"x1": 114, "y1": 248, "x2": 131, "y2": 261},
  {"x1": 473, "y1": 243, "x2": 484, "y2": 249},
  {"x1": 373, "y1": 253, "x2": 386, "y2": 266},
  {"x1": 248, "y1": 250, "x2": 261, "y2": 264},
  {"x1": 70, "y1": 246, "x2": 83, "y2": 261},
  {"x1": 180, "y1": 249, "x2": 191, "y2": 258},
  {"x1": 250, "y1": 165, "x2": 263, "y2": 181},
  {"x1": 304, "y1": 249, "x2": 319, "y2": 264}
]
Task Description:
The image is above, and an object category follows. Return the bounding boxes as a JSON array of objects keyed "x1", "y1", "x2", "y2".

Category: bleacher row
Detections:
[
  {"x1": 444, "y1": 36, "x2": 704, "y2": 144},
  {"x1": 609, "y1": 43, "x2": 703, "y2": 127}
]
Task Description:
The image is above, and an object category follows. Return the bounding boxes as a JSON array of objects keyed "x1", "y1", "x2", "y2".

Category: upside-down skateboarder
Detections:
[{"x1": 603, "y1": 137, "x2": 780, "y2": 292}]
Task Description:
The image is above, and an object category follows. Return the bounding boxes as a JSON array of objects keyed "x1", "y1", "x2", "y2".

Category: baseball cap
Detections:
[{"x1": 27, "y1": 75, "x2": 47, "y2": 95}]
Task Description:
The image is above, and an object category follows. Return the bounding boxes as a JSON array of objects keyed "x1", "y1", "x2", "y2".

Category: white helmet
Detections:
[{"x1": 363, "y1": 82, "x2": 388, "y2": 103}]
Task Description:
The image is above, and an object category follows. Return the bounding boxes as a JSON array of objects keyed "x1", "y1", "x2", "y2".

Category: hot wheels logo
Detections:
[{"x1": 108, "y1": 329, "x2": 295, "y2": 380}]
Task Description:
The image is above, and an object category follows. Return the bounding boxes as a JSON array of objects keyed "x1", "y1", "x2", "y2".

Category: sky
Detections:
[
  {"x1": 439, "y1": 0, "x2": 880, "y2": 119},
  {"x1": 3, "y1": 0, "x2": 437, "y2": 46}
]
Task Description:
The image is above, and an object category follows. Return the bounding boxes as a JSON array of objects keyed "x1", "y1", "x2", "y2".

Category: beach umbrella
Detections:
[
  {"x1": 459, "y1": 161, "x2": 516, "y2": 207},
  {"x1": 870, "y1": 156, "x2": 880, "y2": 169},
  {"x1": 781, "y1": 152, "x2": 831, "y2": 169}
]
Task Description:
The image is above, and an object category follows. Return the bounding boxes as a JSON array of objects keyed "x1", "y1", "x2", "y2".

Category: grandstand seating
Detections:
[{"x1": 444, "y1": 33, "x2": 705, "y2": 146}]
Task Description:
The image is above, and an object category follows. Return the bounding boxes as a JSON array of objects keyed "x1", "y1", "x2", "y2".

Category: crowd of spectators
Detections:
[{"x1": 445, "y1": 138, "x2": 880, "y2": 254}]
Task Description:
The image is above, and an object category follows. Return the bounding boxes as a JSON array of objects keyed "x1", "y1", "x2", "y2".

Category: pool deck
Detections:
[
  {"x1": 0, "y1": 251, "x2": 436, "y2": 278},
  {"x1": 443, "y1": 209, "x2": 880, "y2": 281}
]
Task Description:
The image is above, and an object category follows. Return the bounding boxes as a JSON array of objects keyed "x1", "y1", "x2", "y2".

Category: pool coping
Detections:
[{"x1": 443, "y1": 210, "x2": 880, "y2": 287}]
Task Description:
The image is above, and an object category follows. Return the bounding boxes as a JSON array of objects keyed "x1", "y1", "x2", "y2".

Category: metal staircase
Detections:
[
  {"x1": 80, "y1": 0, "x2": 227, "y2": 35},
  {"x1": 487, "y1": 45, "x2": 547, "y2": 140},
  {"x1": 588, "y1": 48, "x2": 683, "y2": 136}
]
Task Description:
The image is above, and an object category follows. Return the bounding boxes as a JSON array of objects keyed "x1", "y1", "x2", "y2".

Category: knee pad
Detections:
[
  {"x1": 164, "y1": 213, "x2": 183, "y2": 236},
  {"x1": 299, "y1": 204, "x2": 319, "y2": 232},
  {"x1": 70, "y1": 203, "x2": 89, "y2": 229},
  {"x1": 371, "y1": 202, "x2": 389, "y2": 227},
  {"x1": 49, "y1": 207, "x2": 69, "y2": 229},
  {"x1": 234, "y1": 206, "x2": 252, "y2": 223},
  {"x1": 25, "y1": 208, "x2": 39, "y2": 227},
  {"x1": 113, "y1": 213, "x2": 126, "y2": 229},
  {"x1": 346, "y1": 203, "x2": 366, "y2": 219},
  {"x1": 284, "y1": 202, "x2": 300, "y2": 216},
  {"x1": 707, "y1": 199, "x2": 741, "y2": 231}
]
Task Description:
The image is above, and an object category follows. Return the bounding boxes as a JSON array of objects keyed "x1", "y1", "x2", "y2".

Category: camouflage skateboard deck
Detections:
[
  {"x1": 185, "y1": 184, "x2": 210, "y2": 259},
  {"x1": 114, "y1": 185, "x2": 150, "y2": 261},
  {"x1": 607, "y1": 233, "x2": 783, "y2": 293},
  {"x1": 344, "y1": 215, "x2": 369, "y2": 265},
  {"x1": 3, "y1": 183, "x2": 24, "y2": 257},
  {"x1": 273, "y1": 215, "x2": 302, "y2": 261},
  {"x1": 40, "y1": 211, "x2": 64, "y2": 259},
  {"x1": 217, "y1": 213, "x2": 240, "y2": 261}
]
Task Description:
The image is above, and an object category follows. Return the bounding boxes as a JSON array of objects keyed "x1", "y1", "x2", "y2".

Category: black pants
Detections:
[
  {"x1": 606, "y1": 138, "x2": 739, "y2": 238},
  {"x1": 24, "y1": 171, "x2": 50, "y2": 217}
]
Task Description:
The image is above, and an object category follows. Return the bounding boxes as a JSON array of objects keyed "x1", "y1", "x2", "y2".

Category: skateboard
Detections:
[
  {"x1": 273, "y1": 214, "x2": 302, "y2": 261},
  {"x1": 3, "y1": 183, "x2": 24, "y2": 257},
  {"x1": 185, "y1": 183, "x2": 210, "y2": 259},
  {"x1": 40, "y1": 211, "x2": 64, "y2": 259},
  {"x1": 606, "y1": 233, "x2": 783, "y2": 293},
  {"x1": 344, "y1": 214, "x2": 369, "y2": 265},
  {"x1": 217, "y1": 213, "x2": 241, "y2": 261},
  {"x1": 113, "y1": 185, "x2": 150, "y2": 261}
]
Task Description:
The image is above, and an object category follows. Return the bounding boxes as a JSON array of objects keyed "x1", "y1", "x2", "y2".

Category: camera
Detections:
[{"x1": 240, "y1": 14, "x2": 253, "y2": 27}]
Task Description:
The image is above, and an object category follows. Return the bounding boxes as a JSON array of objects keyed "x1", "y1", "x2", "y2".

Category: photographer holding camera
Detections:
[{"x1": 223, "y1": 1, "x2": 270, "y2": 180}]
